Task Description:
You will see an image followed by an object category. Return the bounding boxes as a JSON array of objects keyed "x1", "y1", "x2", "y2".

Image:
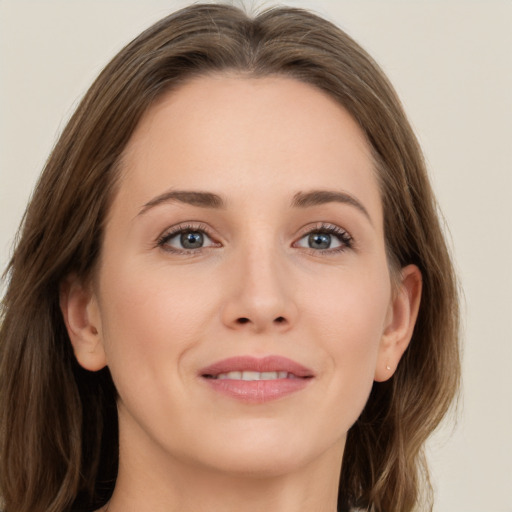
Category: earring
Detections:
[{"x1": 386, "y1": 365, "x2": 391, "y2": 370}]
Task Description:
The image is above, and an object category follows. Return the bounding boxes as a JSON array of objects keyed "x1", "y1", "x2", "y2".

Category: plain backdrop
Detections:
[{"x1": 0, "y1": 1, "x2": 511, "y2": 511}]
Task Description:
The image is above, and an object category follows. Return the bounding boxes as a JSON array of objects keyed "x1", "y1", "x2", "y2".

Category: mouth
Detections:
[{"x1": 199, "y1": 356, "x2": 314, "y2": 403}]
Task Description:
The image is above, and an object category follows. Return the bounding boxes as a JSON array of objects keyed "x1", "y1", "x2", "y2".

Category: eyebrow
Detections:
[
  {"x1": 138, "y1": 188, "x2": 371, "y2": 224},
  {"x1": 138, "y1": 190, "x2": 225, "y2": 215},
  {"x1": 291, "y1": 190, "x2": 372, "y2": 224}
]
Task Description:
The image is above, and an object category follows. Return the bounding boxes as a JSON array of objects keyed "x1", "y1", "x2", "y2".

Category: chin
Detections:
[{"x1": 182, "y1": 421, "x2": 344, "y2": 478}]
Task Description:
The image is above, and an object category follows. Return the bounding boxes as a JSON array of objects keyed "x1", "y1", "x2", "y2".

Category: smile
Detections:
[{"x1": 199, "y1": 356, "x2": 314, "y2": 403}]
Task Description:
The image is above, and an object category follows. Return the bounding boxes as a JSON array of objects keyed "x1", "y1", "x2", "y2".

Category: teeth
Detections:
[
  {"x1": 215, "y1": 371, "x2": 293, "y2": 380},
  {"x1": 217, "y1": 371, "x2": 242, "y2": 380},
  {"x1": 242, "y1": 371, "x2": 261, "y2": 381}
]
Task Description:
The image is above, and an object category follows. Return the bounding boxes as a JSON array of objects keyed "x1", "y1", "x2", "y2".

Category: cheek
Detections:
[
  {"x1": 97, "y1": 260, "x2": 219, "y2": 374},
  {"x1": 302, "y1": 267, "x2": 391, "y2": 392},
  {"x1": 303, "y1": 263, "x2": 390, "y2": 342}
]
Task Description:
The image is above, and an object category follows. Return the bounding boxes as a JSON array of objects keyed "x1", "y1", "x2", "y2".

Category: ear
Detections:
[
  {"x1": 59, "y1": 274, "x2": 107, "y2": 371},
  {"x1": 374, "y1": 264, "x2": 422, "y2": 382}
]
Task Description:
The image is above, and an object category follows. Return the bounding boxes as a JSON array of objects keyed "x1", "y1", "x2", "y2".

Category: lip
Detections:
[{"x1": 199, "y1": 356, "x2": 314, "y2": 403}]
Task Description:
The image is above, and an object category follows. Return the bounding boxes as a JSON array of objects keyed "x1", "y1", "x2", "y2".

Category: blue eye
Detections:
[
  {"x1": 157, "y1": 226, "x2": 216, "y2": 252},
  {"x1": 157, "y1": 223, "x2": 352, "y2": 255},
  {"x1": 306, "y1": 232, "x2": 336, "y2": 250},
  {"x1": 179, "y1": 231, "x2": 205, "y2": 249},
  {"x1": 295, "y1": 225, "x2": 352, "y2": 252}
]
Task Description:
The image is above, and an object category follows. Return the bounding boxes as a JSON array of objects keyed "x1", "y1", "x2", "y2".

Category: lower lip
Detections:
[{"x1": 202, "y1": 377, "x2": 311, "y2": 403}]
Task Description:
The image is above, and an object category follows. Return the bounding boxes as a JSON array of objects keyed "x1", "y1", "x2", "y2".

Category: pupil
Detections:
[
  {"x1": 309, "y1": 233, "x2": 331, "y2": 249},
  {"x1": 181, "y1": 231, "x2": 204, "y2": 249}
]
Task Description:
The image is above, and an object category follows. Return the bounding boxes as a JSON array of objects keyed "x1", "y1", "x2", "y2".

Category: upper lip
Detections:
[{"x1": 199, "y1": 355, "x2": 315, "y2": 378}]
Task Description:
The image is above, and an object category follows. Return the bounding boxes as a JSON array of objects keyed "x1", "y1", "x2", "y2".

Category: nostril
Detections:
[{"x1": 234, "y1": 316, "x2": 287, "y2": 326}]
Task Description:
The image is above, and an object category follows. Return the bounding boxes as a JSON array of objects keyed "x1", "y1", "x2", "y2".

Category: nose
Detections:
[{"x1": 220, "y1": 242, "x2": 298, "y2": 334}]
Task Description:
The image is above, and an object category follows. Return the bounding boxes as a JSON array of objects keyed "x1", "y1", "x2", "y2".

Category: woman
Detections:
[{"x1": 0, "y1": 3, "x2": 460, "y2": 512}]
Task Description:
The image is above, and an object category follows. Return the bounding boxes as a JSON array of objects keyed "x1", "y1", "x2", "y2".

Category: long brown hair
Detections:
[{"x1": 0, "y1": 4, "x2": 460, "y2": 511}]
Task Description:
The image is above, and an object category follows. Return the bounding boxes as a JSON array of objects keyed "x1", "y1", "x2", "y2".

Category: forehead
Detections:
[{"x1": 117, "y1": 74, "x2": 381, "y2": 222}]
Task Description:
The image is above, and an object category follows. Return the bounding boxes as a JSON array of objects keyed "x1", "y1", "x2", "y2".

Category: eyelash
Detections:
[
  {"x1": 156, "y1": 222, "x2": 354, "y2": 255},
  {"x1": 295, "y1": 223, "x2": 354, "y2": 255},
  {"x1": 156, "y1": 223, "x2": 217, "y2": 255}
]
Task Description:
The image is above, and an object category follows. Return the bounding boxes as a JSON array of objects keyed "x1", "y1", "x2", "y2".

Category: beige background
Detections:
[{"x1": 1, "y1": 1, "x2": 511, "y2": 510}]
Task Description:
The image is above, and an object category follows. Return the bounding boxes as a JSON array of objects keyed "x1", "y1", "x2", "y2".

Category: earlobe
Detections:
[
  {"x1": 374, "y1": 264, "x2": 422, "y2": 382},
  {"x1": 59, "y1": 275, "x2": 107, "y2": 372}
]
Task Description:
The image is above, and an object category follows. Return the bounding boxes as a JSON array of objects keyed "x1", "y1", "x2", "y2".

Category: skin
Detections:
[{"x1": 61, "y1": 75, "x2": 421, "y2": 512}]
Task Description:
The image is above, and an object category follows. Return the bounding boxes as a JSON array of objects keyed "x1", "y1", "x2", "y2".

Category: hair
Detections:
[{"x1": 0, "y1": 3, "x2": 460, "y2": 512}]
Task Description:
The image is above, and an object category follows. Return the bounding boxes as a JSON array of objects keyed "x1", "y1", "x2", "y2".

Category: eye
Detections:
[
  {"x1": 157, "y1": 224, "x2": 218, "y2": 253},
  {"x1": 294, "y1": 224, "x2": 353, "y2": 253}
]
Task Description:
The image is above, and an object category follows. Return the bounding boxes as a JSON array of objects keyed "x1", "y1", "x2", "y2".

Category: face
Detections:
[{"x1": 65, "y1": 75, "x2": 418, "y2": 479}]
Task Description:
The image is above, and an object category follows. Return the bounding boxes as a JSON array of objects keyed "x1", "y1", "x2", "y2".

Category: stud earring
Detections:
[{"x1": 386, "y1": 365, "x2": 391, "y2": 370}]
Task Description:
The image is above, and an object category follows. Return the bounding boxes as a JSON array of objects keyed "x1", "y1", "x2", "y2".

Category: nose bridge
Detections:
[{"x1": 221, "y1": 232, "x2": 297, "y2": 332}]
